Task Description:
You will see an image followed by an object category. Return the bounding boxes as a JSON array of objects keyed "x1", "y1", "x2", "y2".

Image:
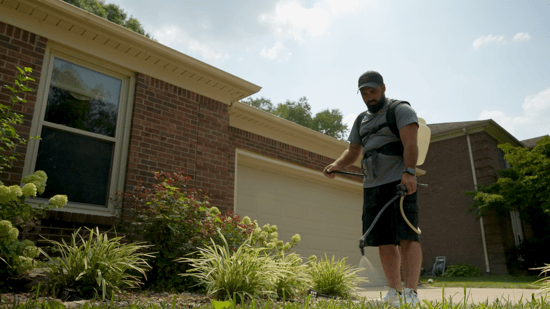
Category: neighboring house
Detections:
[
  {"x1": 421, "y1": 120, "x2": 547, "y2": 275},
  {"x1": 1, "y1": 0, "x2": 543, "y2": 285}
]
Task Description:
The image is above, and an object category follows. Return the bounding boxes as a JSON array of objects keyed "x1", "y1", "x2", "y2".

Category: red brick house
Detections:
[
  {"x1": 1, "y1": 0, "x2": 542, "y2": 284},
  {"x1": 421, "y1": 120, "x2": 546, "y2": 275}
]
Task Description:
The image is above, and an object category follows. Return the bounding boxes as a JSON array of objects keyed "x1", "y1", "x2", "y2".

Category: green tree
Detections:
[
  {"x1": 273, "y1": 97, "x2": 313, "y2": 129},
  {"x1": 312, "y1": 108, "x2": 348, "y2": 140},
  {"x1": 464, "y1": 136, "x2": 550, "y2": 269},
  {"x1": 242, "y1": 96, "x2": 349, "y2": 140},
  {"x1": 62, "y1": 0, "x2": 152, "y2": 38},
  {"x1": 464, "y1": 136, "x2": 550, "y2": 237},
  {"x1": 241, "y1": 97, "x2": 274, "y2": 113}
]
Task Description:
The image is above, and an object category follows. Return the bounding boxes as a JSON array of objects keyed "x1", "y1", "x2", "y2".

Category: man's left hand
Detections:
[{"x1": 401, "y1": 173, "x2": 417, "y2": 195}]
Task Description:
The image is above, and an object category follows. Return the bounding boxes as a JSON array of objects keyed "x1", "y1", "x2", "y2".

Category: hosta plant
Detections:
[
  {"x1": 306, "y1": 254, "x2": 363, "y2": 298},
  {"x1": 178, "y1": 232, "x2": 292, "y2": 302},
  {"x1": 534, "y1": 263, "x2": 550, "y2": 295},
  {"x1": 40, "y1": 227, "x2": 153, "y2": 300},
  {"x1": 273, "y1": 251, "x2": 309, "y2": 299}
]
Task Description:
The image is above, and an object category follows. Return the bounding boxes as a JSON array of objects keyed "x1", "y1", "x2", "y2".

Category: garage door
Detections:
[{"x1": 235, "y1": 150, "x2": 387, "y2": 287}]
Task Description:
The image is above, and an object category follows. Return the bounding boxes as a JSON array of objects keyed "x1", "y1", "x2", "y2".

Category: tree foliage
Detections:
[
  {"x1": 242, "y1": 96, "x2": 349, "y2": 140},
  {"x1": 62, "y1": 0, "x2": 152, "y2": 38},
  {"x1": 464, "y1": 136, "x2": 550, "y2": 237}
]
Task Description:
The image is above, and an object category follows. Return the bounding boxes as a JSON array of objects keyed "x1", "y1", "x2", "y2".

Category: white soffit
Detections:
[{"x1": 0, "y1": 0, "x2": 261, "y2": 104}]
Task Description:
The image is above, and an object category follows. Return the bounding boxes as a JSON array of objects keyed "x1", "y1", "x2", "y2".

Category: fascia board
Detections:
[
  {"x1": 431, "y1": 120, "x2": 523, "y2": 147},
  {"x1": 230, "y1": 102, "x2": 361, "y2": 167},
  {"x1": 3, "y1": 0, "x2": 261, "y2": 104}
]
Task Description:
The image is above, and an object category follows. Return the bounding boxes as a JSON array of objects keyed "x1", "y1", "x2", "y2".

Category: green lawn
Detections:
[{"x1": 420, "y1": 275, "x2": 546, "y2": 289}]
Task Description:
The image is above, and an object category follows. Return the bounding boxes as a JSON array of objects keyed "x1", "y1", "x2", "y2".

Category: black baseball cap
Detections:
[{"x1": 358, "y1": 71, "x2": 384, "y2": 90}]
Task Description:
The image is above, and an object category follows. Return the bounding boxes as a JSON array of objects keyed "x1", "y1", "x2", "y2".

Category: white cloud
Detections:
[
  {"x1": 472, "y1": 34, "x2": 506, "y2": 50},
  {"x1": 261, "y1": 40, "x2": 284, "y2": 59},
  {"x1": 513, "y1": 32, "x2": 531, "y2": 42},
  {"x1": 153, "y1": 26, "x2": 229, "y2": 61},
  {"x1": 259, "y1": 0, "x2": 368, "y2": 59},
  {"x1": 478, "y1": 87, "x2": 550, "y2": 139}
]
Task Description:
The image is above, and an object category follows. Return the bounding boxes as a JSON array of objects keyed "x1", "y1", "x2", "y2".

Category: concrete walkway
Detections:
[{"x1": 356, "y1": 286, "x2": 548, "y2": 305}]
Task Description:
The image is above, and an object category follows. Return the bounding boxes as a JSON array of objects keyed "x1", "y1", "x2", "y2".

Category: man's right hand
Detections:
[
  {"x1": 323, "y1": 163, "x2": 339, "y2": 179},
  {"x1": 323, "y1": 142, "x2": 362, "y2": 179}
]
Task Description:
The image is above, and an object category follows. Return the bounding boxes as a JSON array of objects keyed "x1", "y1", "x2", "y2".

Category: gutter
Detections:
[{"x1": 464, "y1": 128, "x2": 491, "y2": 273}]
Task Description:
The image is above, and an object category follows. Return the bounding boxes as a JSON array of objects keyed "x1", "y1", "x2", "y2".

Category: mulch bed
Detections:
[{"x1": 0, "y1": 291, "x2": 213, "y2": 308}]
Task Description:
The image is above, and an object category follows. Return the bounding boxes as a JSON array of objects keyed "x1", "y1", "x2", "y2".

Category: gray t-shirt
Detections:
[{"x1": 348, "y1": 99, "x2": 418, "y2": 188}]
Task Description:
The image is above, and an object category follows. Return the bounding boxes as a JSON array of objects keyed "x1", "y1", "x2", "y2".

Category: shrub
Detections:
[
  {"x1": 178, "y1": 232, "x2": 291, "y2": 302},
  {"x1": 306, "y1": 254, "x2": 362, "y2": 298},
  {"x1": 1, "y1": 170, "x2": 68, "y2": 287},
  {"x1": 113, "y1": 169, "x2": 258, "y2": 291},
  {"x1": 40, "y1": 227, "x2": 152, "y2": 300},
  {"x1": 1, "y1": 171, "x2": 68, "y2": 234},
  {"x1": 0, "y1": 220, "x2": 40, "y2": 284},
  {"x1": 506, "y1": 236, "x2": 550, "y2": 273},
  {"x1": 442, "y1": 263, "x2": 480, "y2": 277},
  {"x1": 1, "y1": 67, "x2": 36, "y2": 172}
]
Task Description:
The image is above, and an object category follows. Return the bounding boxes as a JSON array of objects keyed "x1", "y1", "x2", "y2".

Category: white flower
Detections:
[
  {"x1": 209, "y1": 206, "x2": 220, "y2": 216},
  {"x1": 22, "y1": 183, "x2": 37, "y2": 198},
  {"x1": 22, "y1": 171, "x2": 47, "y2": 195},
  {"x1": 0, "y1": 220, "x2": 13, "y2": 238},
  {"x1": 49, "y1": 195, "x2": 68, "y2": 208}
]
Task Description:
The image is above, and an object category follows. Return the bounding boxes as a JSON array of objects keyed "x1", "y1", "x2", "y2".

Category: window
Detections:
[{"x1": 24, "y1": 45, "x2": 135, "y2": 215}]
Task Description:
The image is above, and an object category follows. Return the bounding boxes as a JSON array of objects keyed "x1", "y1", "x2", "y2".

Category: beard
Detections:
[{"x1": 366, "y1": 94, "x2": 387, "y2": 114}]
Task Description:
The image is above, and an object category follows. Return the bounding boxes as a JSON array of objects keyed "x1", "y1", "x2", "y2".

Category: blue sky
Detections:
[{"x1": 106, "y1": 0, "x2": 550, "y2": 141}]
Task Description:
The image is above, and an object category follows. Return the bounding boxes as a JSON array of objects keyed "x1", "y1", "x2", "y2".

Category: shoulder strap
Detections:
[
  {"x1": 386, "y1": 100, "x2": 410, "y2": 139},
  {"x1": 354, "y1": 110, "x2": 368, "y2": 140}
]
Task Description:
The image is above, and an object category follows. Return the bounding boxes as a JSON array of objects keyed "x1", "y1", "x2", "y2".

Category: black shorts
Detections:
[{"x1": 362, "y1": 180, "x2": 420, "y2": 246}]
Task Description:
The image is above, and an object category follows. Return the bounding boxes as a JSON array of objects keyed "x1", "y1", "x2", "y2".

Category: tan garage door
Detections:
[{"x1": 235, "y1": 150, "x2": 387, "y2": 287}]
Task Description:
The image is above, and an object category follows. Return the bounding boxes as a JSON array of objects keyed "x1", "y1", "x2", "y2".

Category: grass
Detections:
[
  {"x1": 2, "y1": 294, "x2": 550, "y2": 309},
  {"x1": 420, "y1": 275, "x2": 545, "y2": 289}
]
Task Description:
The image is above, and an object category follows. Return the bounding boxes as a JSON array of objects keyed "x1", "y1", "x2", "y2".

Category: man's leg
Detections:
[
  {"x1": 379, "y1": 244, "x2": 402, "y2": 292},
  {"x1": 400, "y1": 240, "x2": 422, "y2": 291}
]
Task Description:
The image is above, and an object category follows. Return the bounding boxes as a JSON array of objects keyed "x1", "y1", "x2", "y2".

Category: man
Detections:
[{"x1": 323, "y1": 71, "x2": 421, "y2": 307}]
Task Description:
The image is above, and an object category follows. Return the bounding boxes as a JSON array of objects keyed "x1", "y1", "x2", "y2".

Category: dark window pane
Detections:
[
  {"x1": 45, "y1": 86, "x2": 118, "y2": 137},
  {"x1": 35, "y1": 127, "x2": 114, "y2": 207},
  {"x1": 46, "y1": 58, "x2": 121, "y2": 137}
]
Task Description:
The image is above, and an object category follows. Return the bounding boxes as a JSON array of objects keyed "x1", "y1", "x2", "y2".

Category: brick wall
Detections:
[
  {"x1": 420, "y1": 131, "x2": 511, "y2": 275},
  {"x1": 0, "y1": 22, "x2": 45, "y2": 185},
  {"x1": 419, "y1": 134, "x2": 488, "y2": 273},
  {"x1": 125, "y1": 73, "x2": 234, "y2": 212},
  {"x1": 469, "y1": 131, "x2": 509, "y2": 274}
]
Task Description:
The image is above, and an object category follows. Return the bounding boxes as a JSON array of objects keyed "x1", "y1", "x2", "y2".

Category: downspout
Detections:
[{"x1": 464, "y1": 128, "x2": 491, "y2": 273}]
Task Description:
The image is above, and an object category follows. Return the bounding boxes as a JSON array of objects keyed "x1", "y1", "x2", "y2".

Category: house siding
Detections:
[{"x1": 0, "y1": 21, "x2": 45, "y2": 185}]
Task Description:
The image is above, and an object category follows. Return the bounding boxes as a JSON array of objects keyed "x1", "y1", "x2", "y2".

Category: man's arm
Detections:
[
  {"x1": 323, "y1": 142, "x2": 362, "y2": 179},
  {"x1": 400, "y1": 123, "x2": 419, "y2": 194}
]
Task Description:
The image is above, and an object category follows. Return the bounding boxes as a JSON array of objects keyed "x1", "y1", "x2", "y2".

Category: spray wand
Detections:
[{"x1": 327, "y1": 170, "x2": 425, "y2": 255}]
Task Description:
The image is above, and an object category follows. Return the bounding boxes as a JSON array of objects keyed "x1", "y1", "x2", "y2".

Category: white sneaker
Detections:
[
  {"x1": 377, "y1": 287, "x2": 400, "y2": 304},
  {"x1": 397, "y1": 288, "x2": 419, "y2": 307}
]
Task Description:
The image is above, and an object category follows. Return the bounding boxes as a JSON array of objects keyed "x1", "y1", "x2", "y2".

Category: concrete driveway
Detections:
[{"x1": 356, "y1": 286, "x2": 548, "y2": 305}]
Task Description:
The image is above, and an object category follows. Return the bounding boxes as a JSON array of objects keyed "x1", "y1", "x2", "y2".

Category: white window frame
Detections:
[{"x1": 23, "y1": 43, "x2": 135, "y2": 216}]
